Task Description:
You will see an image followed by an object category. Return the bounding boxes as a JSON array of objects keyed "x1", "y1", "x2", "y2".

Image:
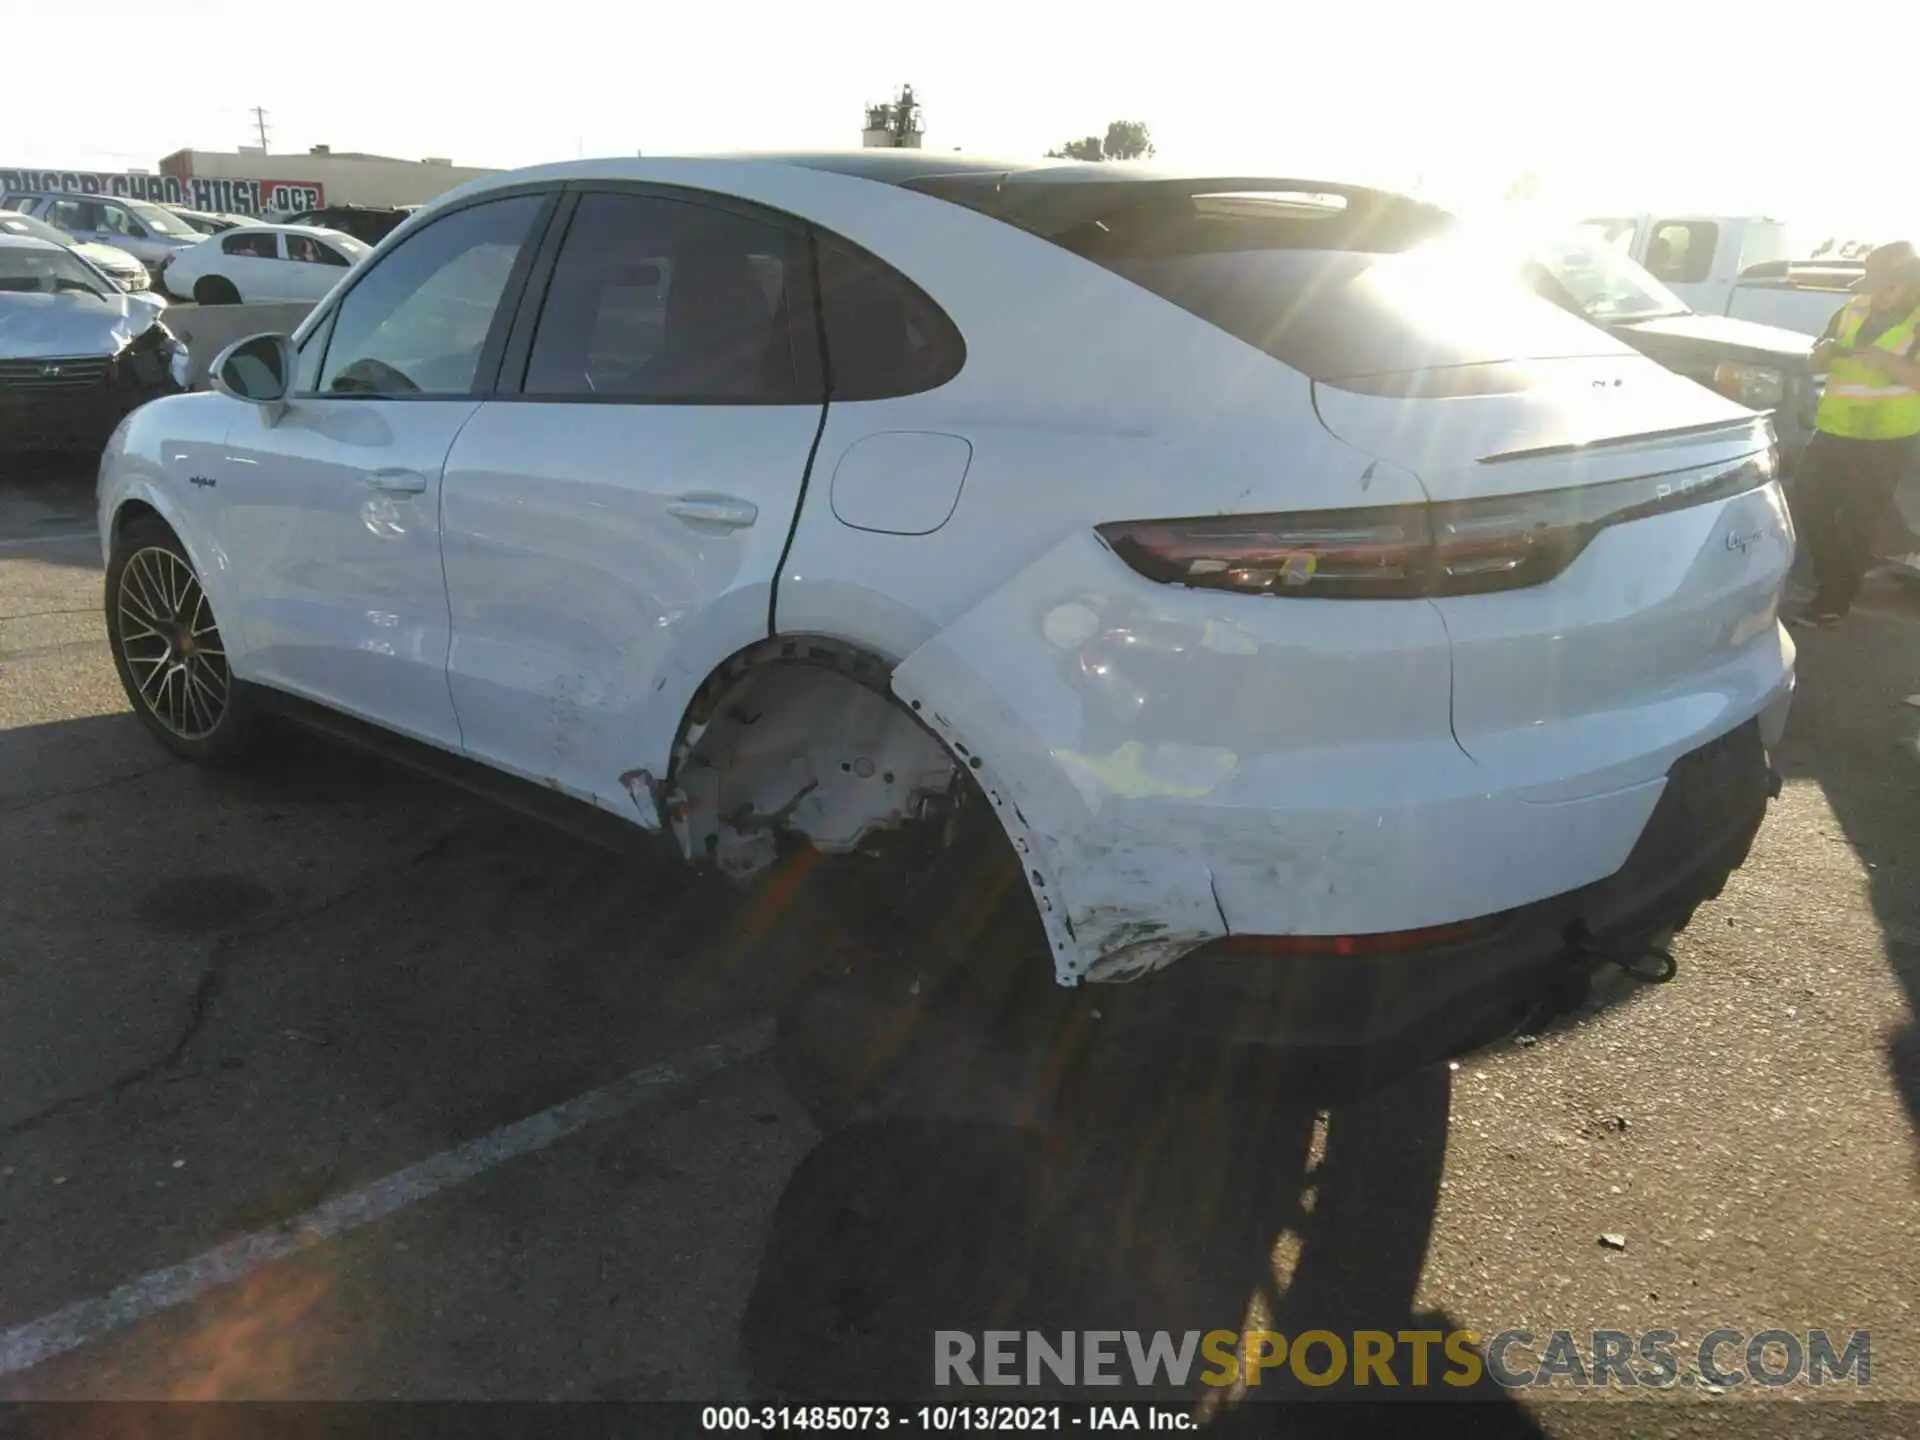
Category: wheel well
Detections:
[
  {"x1": 665, "y1": 634, "x2": 1050, "y2": 994},
  {"x1": 111, "y1": 499, "x2": 165, "y2": 549},
  {"x1": 663, "y1": 634, "x2": 959, "y2": 878}
]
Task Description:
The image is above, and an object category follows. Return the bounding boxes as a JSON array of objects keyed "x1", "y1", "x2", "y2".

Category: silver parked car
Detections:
[
  {"x1": 0, "y1": 210, "x2": 150, "y2": 291},
  {"x1": 0, "y1": 236, "x2": 185, "y2": 452},
  {"x1": 0, "y1": 192, "x2": 198, "y2": 276}
]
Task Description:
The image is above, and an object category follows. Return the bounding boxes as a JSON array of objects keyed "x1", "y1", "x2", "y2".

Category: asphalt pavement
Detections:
[{"x1": 1, "y1": 459, "x2": 1917, "y2": 1434}]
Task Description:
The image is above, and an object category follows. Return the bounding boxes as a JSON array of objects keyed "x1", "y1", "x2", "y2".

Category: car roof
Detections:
[
  {"x1": 0, "y1": 233, "x2": 64, "y2": 252},
  {"x1": 223, "y1": 222, "x2": 362, "y2": 243},
  {"x1": 4, "y1": 189, "x2": 143, "y2": 204},
  {"x1": 435, "y1": 152, "x2": 1448, "y2": 244}
]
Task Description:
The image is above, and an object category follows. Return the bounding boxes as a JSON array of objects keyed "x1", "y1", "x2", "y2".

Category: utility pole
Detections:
[{"x1": 250, "y1": 106, "x2": 270, "y2": 152}]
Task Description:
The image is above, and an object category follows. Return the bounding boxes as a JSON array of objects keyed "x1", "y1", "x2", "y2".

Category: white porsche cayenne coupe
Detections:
[{"x1": 96, "y1": 154, "x2": 1794, "y2": 1057}]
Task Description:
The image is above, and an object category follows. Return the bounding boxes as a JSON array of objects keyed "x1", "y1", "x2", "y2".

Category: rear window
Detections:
[{"x1": 1104, "y1": 248, "x2": 1626, "y2": 394}]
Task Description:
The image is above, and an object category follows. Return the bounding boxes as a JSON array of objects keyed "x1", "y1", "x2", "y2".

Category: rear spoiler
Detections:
[
  {"x1": 903, "y1": 172, "x2": 1456, "y2": 248},
  {"x1": 1478, "y1": 417, "x2": 1772, "y2": 466}
]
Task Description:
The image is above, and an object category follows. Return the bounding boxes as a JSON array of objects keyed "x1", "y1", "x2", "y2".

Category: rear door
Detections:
[
  {"x1": 439, "y1": 186, "x2": 825, "y2": 812},
  {"x1": 284, "y1": 233, "x2": 355, "y2": 299},
  {"x1": 41, "y1": 196, "x2": 103, "y2": 245},
  {"x1": 218, "y1": 231, "x2": 285, "y2": 300}
]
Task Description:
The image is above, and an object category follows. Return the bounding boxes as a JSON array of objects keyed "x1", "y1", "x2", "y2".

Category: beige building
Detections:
[{"x1": 157, "y1": 146, "x2": 500, "y2": 213}]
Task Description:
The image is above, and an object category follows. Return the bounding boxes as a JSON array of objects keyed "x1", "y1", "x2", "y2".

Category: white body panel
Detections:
[
  {"x1": 438, "y1": 402, "x2": 821, "y2": 813},
  {"x1": 96, "y1": 156, "x2": 1798, "y2": 989},
  {"x1": 212, "y1": 398, "x2": 480, "y2": 749}
]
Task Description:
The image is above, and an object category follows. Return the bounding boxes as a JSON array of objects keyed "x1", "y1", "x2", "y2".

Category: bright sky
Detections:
[{"x1": 6, "y1": 0, "x2": 1913, "y2": 246}]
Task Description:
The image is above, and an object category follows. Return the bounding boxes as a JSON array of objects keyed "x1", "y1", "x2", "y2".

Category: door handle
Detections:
[
  {"x1": 368, "y1": 468, "x2": 429, "y2": 495},
  {"x1": 666, "y1": 495, "x2": 758, "y2": 528}
]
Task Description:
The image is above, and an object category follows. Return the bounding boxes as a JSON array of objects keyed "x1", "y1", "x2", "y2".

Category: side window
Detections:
[
  {"x1": 1644, "y1": 221, "x2": 1718, "y2": 285},
  {"x1": 522, "y1": 191, "x2": 812, "y2": 402},
  {"x1": 313, "y1": 241, "x2": 351, "y2": 267},
  {"x1": 815, "y1": 235, "x2": 965, "y2": 399},
  {"x1": 317, "y1": 192, "x2": 544, "y2": 398},
  {"x1": 97, "y1": 205, "x2": 138, "y2": 237},
  {"x1": 48, "y1": 199, "x2": 90, "y2": 231},
  {"x1": 222, "y1": 232, "x2": 279, "y2": 259}
]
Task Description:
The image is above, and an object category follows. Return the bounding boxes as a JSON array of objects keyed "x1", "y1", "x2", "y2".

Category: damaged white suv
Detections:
[{"x1": 97, "y1": 155, "x2": 1794, "y2": 1059}]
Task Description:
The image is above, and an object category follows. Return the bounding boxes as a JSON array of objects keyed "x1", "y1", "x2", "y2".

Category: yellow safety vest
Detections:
[{"x1": 1817, "y1": 296, "x2": 1920, "y2": 440}]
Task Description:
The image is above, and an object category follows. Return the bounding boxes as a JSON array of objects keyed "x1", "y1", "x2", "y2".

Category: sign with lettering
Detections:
[{"x1": 0, "y1": 169, "x2": 324, "y2": 216}]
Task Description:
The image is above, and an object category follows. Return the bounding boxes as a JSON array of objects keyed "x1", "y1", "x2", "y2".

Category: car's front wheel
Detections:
[{"x1": 106, "y1": 516, "x2": 255, "y2": 761}]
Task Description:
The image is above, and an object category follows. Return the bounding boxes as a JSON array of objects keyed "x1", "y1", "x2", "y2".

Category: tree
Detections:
[
  {"x1": 1047, "y1": 136, "x2": 1105, "y2": 161},
  {"x1": 1047, "y1": 120, "x2": 1155, "y2": 162},
  {"x1": 1102, "y1": 120, "x2": 1154, "y2": 161}
]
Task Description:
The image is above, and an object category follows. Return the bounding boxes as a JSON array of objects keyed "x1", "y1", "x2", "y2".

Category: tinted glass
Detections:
[
  {"x1": 0, "y1": 213, "x2": 67, "y2": 245},
  {"x1": 0, "y1": 245, "x2": 110, "y2": 297},
  {"x1": 293, "y1": 311, "x2": 334, "y2": 394},
  {"x1": 127, "y1": 200, "x2": 190, "y2": 236},
  {"x1": 318, "y1": 193, "x2": 543, "y2": 397},
  {"x1": 1526, "y1": 232, "x2": 1687, "y2": 322},
  {"x1": 815, "y1": 235, "x2": 963, "y2": 398},
  {"x1": 1646, "y1": 221, "x2": 1718, "y2": 285},
  {"x1": 223, "y1": 233, "x2": 278, "y2": 259},
  {"x1": 524, "y1": 191, "x2": 810, "y2": 401},
  {"x1": 1104, "y1": 247, "x2": 1623, "y2": 393},
  {"x1": 285, "y1": 233, "x2": 338, "y2": 265}
]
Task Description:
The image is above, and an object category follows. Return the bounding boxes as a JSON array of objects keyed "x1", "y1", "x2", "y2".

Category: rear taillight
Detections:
[
  {"x1": 1214, "y1": 917, "x2": 1494, "y2": 956},
  {"x1": 1098, "y1": 449, "x2": 1774, "y2": 599}
]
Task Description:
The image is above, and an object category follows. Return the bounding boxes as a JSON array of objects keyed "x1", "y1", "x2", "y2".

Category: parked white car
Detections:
[
  {"x1": 94, "y1": 156, "x2": 1794, "y2": 1062},
  {"x1": 157, "y1": 224, "x2": 369, "y2": 304}
]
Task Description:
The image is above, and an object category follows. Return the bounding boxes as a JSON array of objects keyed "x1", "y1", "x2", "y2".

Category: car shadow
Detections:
[
  {"x1": 738, "y1": 1000, "x2": 1544, "y2": 1431},
  {"x1": 1779, "y1": 600, "x2": 1920, "y2": 1141},
  {"x1": 0, "y1": 458, "x2": 104, "y2": 570}
]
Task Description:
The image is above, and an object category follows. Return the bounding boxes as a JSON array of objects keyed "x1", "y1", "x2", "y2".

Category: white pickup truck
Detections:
[
  {"x1": 1583, "y1": 214, "x2": 1859, "y2": 339},
  {"x1": 1588, "y1": 213, "x2": 1920, "y2": 585}
]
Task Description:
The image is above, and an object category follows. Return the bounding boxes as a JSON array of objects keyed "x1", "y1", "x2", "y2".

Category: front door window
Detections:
[{"x1": 316, "y1": 194, "x2": 545, "y2": 397}]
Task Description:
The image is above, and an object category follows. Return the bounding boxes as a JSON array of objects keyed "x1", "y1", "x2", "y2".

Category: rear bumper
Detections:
[{"x1": 1079, "y1": 717, "x2": 1776, "y2": 1066}]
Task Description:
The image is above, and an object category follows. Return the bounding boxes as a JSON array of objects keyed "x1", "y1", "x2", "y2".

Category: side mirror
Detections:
[{"x1": 210, "y1": 332, "x2": 294, "y2": 414}]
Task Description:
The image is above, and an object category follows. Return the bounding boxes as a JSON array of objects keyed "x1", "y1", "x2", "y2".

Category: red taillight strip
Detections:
[
  {"x1": 1215, "y1": 917, "x2": 1494, "y2": 956},
  {"x1": 1098, "y1": 446, "x2": 1776, "y2": 600}
]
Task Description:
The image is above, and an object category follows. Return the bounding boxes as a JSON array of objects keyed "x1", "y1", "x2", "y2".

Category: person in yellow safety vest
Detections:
[{"x1": 1792, "y1": 241, "x2": 1920, "y2": 625}]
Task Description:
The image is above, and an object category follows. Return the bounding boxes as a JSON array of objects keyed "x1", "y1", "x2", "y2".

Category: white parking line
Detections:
[
  {"x1": 0, "y1": 1021, "x2": 772, "y2": 1378},
  {"x1": 0, "y1": 530, "x2": 96, "y2": 550}
]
